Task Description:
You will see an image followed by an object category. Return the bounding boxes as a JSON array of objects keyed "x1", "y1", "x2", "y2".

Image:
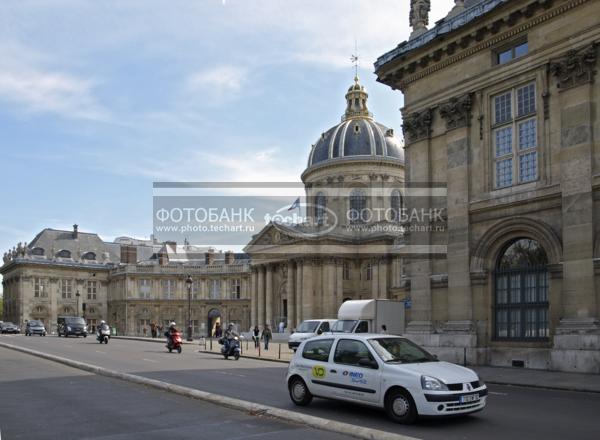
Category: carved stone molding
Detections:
[
  {"x1": 550, "y1": 43, "x2": 597, "y2": 91},
  {"x1": 402, "y1": 108, "x2": 433, "y2": 143},
  {"x1": 439, "y1": 93, "x2": 473, "y2": 130}
]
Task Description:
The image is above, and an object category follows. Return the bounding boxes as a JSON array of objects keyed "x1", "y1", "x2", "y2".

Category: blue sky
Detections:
[{"x1": 0, "y1": 0, "x2": 455, "y2": 292}]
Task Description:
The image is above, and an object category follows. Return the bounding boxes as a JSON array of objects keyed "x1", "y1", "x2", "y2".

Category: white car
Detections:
[
  {"x1": 286, "y1": 334, "x2": 487, "y2": 424},
  {"x1": 288, "y1": 319, "x2": 336, "y2": 351}
]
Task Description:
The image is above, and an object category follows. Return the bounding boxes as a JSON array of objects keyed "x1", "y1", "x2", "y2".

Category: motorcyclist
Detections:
[
  {"x1": 223, "y1": 323, "x2": 238, "y2": 352},
  {"x1": 165, "y1": 322, "x2": 178, "y2": 347},
  {"x1": 96, "y1": 320, "x2": 108, "y2": 333}
]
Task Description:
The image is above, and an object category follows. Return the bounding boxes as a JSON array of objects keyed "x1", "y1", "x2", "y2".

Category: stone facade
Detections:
[
  {"x1": 1, "y1": 227, "x2": 251, "y2": 336},
  {"x1": 375, "y1": 0, "x2": 600, "y2": 372}
]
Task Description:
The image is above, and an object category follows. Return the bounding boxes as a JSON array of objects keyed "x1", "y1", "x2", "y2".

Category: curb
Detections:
[{"x1": 0, "y1": 341, "x2": 419, "y2": 440}]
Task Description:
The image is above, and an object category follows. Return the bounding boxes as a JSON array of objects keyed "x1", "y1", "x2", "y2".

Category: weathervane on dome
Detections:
[{"x1": 350, "y1": 39, "x2": 360, "y2": 81}]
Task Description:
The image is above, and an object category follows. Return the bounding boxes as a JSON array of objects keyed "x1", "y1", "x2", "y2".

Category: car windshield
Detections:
[
  {"x1": 331, "y1": 320, "x2": 357, "y2": 333},
  {"x1": 29, "y1": 321, "x2": 41, "y2": 326},
  {"x1": 65, "y1": 317, "x2": 86, "y2": 325},
  {"x1": 296, "y1": 321, "x2": 320, "y2": 333},
  {"x1": 4, "y1": 322, "x2": 14, "y2": 326},
  {"x1": 368, "y1": 338, "x2": 437, "y2": 363}
]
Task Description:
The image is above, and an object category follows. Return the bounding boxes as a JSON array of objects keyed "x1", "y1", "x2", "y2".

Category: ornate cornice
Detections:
[
  {"x1": 379, "y1": 0, "x2": 590, "y2": 91},
  {"x1": 402, "y1": 108, "x2": 433, "y2": 143},
  {"x1": 550, "y1": 42, "x2": 597, "y2": 90},
  {"x1": 439, "y1": 93, "x2": 473, "y2": 130}
]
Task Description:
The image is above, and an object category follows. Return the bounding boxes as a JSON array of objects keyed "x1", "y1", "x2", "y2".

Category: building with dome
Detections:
[{"x1": 244, "y1": 76, "x2": 407, "y2": 330}]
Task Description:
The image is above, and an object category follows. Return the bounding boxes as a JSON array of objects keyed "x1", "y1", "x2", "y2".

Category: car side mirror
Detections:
[
  {"x1": 357, "y1": 358, "x2": 378, "y2": 369},
  {"x1": 433, "y1": 354, "x2": 438, "y2": 360},
  {"x1": 317, "y1": 329, "x2": 323, "y2": 335}
]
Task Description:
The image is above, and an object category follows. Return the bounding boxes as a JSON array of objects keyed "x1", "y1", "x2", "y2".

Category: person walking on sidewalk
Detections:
[
  {"x1": 252, "y1": 325, "x2": 260, "y2": 348},
  {"x1": 261, "y1": 324, "x2": 272, "y2": 350}
]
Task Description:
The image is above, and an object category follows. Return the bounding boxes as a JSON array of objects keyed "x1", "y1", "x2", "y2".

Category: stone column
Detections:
[
  {"x1": 257, "y1": 265, "x2": 265, "y2": 327},
  {"x1": 402, "y1": 108, "x2": 435, "y2": 334},
  {"x1": 295, "y1": 260, "x2": 303, "y2": 324},
  {"x1": 287, "y1": 261, "x2": 296, "y2": 329},
  {"x1": 323, "y1": 258, "x2": 336, "y2": 318},
  {"x1": 550, "y1": 49, "x2": 600, "y2": 372},
  {"x1": 378, "y1": 258, "x2": 388, "y2": 299},
  {"x1": 371, "y1": 259, "x2": 379, "y2": 299},
  {"x1": 265, "y1": 264, "x2": 273, "y2": 327},
  {"x1": 302, "y1": 260, "x2": 314, "y2": 320},
  {"x1": 336, "y1": 260, "x2": 344, "y2": 310},
  {"x1": 250, "y1": 269, "x2": 257, "y2": 327}
]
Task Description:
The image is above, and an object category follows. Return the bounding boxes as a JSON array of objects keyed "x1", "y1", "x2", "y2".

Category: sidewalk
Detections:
[{"x1": 113, "y1": 336, "x2": 600, "y2": 393}]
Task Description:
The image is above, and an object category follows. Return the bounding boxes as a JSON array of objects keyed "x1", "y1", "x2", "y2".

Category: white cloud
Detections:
[
  {"x1": 0, "y1": 43, "x2": 107, "y2": 120},
  {"x1": 186, "y1": 65, "x2": 249, "y2": 101}
]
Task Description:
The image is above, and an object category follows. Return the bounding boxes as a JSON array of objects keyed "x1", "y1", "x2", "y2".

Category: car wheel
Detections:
[
  {"x1": 385, "y1": 389, "x2": 417, "y2": 424},
  {"x1": 168, "y1": 348, "x2": 172, "y2": 353},
  {"x1": 288, "y1": 376, "x2": 313, "y2": 406}
]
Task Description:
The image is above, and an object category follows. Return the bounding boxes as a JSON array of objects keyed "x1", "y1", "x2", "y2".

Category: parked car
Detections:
[
  {"x1": 288, "y1": 319, "x2": 336, "y2": 351},
  {"x1": 25, "y1": 320, "x2": 47, "y2": 336},
  {"x1": 1, "y1": 322, "x2": 21, "y2": 334},
  {"x1": 57, "y1": 316, "x2": 88, "y2": 337},
  {"x1": 286, "y1": 334, "x2": 487, "y2": 424}
]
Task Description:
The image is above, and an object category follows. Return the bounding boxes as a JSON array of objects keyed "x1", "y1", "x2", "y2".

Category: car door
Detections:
[
  {"x1": 326, "y1": 338, "x2": 382, "y2": 404},
  {"x1": 297, "y1": 338, "x2": 335, "y2": 397}
]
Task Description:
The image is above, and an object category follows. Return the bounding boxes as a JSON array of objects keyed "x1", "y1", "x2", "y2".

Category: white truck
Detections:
[{"x1": 331, "y1": 299, "x2": 405, "y2": 335}]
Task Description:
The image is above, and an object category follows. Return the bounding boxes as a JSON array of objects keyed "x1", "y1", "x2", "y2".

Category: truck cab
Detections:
[{"x1": 332, "y1": 299, "x2": 405, "y2": 335}]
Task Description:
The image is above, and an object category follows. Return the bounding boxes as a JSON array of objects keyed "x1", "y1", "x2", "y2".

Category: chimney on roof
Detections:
[
  {"x1": 120, "y1": 245, "x2": 137, "y2": 264},
  {"x1": 73, "y1": 224, "x2": 79, "y2": 239},
  {"x1": 205, "y1": 249, "x2": 214, "y2": 265},
  {"x1": 225, "y1": 251, "x2": 234, "y2": 264}
]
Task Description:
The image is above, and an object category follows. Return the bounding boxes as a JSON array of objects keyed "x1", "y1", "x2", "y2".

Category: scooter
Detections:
[
  {"x1": 96, "y1": 325, "x2": 110, "y2": 344},
  {"x1": 220, "y1": 336, "x2": 241, "y2": 360},
  {"x1": 166, "y1": 331, "x2": 183, "y2": 354}
]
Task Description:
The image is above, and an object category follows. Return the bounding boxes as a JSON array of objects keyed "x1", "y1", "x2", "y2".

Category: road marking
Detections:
[
  {"x1": 95, "y1": 350, "x2": 106, "y2": 354},
  {"x1": 142, "y1": 358, "x2": 157, "y2": 363},
  {"x1": 216, "y1": 371, "x2": 247, "y2": 378},
  {"x1": 489, "y1": 391, "x2": 508, "y2": 396}
]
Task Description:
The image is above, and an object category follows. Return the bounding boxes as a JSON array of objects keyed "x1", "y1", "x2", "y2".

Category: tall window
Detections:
[
  {"x1": 209, "y1": 279, "x2": 221, "y2": 299},
  {"x1": 349, "y1": 189, "x2": 366, "y2": 223},
  {"x1": 365, "y1": 263, "x2": 373, "y2": 281},
  {"x1": 494, "y1": 238, "x2": 549, "y2": 340},
  {"x1": 34, "y1": 278, "x2": 48, "y2": 298},
  {"x1": 343, "y1": 262, "x2": 351, "y2": 280},
  {"x1": 315, "y1": 192, "x2": 326, "y2": 225},
  {"x1": 231, "y1": 278, "x2": 241, "y2": 299},
  {"x1": 192, "y1": 280, "x2": 201, "y2": 300},
  {"x1": 139, "y1": 279, "x2": 151, "y2": 299},
  {"x1": 390, "y1": 190, "x2": 403, "y2": 222},
  {"x1": 87, "y1": 281, "x2": 97, "y2": 300},
  {"x1": 493, "y1": 82, "x2": 538, "y2": 188},
  {"x1": 162, "y1": 279, "x2": 176, "y2": 299},
  {"x1": 61, "y1": 279, "x2": 73, "y2": 299}
]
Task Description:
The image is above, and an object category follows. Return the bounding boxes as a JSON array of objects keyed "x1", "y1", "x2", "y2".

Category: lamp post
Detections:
[
  {"x1": 75, "y1": 290, "x2": 81, "y2": 316},
  {"x1": 186, "y1": 275, "x2": 193, "y2": 341}
]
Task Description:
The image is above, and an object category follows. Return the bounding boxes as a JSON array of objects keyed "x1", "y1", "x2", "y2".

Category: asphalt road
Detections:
[
  {"x1": 3, "y1": 334, "x2": 600, "y2": 440},
  {"x1": 0, "y1": 346, "x2": 349, "y2": 440}
]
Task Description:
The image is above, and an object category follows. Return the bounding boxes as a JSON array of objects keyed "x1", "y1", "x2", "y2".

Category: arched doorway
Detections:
[
  {"x1": 207, "y1": 308, "x2": 221, "y2": 337},
  {"x1": 493, "y1": 238, "x2": 549, "y2": 340}
]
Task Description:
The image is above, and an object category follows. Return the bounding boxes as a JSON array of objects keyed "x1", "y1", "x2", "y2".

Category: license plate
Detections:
[{"x1": 460, "y1": 394, "x2": 480, "y2": 403}]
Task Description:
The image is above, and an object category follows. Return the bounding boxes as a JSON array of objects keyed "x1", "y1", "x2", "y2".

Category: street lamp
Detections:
[
  {"x1": 75, "y1": 290, "x2": 81, "y2": 316},
  {"x1": 186, "y1": 275, "x2": 193, "y2": 341}
]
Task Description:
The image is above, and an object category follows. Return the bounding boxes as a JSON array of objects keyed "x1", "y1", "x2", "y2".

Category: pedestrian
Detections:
[
  {"x1": 214, "y1": 322, "x2": 222, "y2": 338},
  {"x1": 150, "y1": 322, "x2": 157, "y2": 338},
  {"x1": 252, "y1": 325, "x2": 260, "y2": 348},
  {"x1": 278, "y1": 320, "x2": 285, "y2": 333},
  {"x1": 261, "y1": 324, "x2": 272, "y2": 350},
  {"x1": 143, "y1": 326, "x2": 147, "y2": 337},
  {"x1": 381, "y1": 324, "x2": 388, "y2": 334}
]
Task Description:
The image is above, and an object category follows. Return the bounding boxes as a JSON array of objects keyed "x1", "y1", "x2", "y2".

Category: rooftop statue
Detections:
[{"x1": 410, "y1": 0, "x2": 431, "y2": 38}]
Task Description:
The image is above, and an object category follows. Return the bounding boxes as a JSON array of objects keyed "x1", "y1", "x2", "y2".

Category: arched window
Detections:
[
  {"x1": 365, "y1": 263, "x2": 373, "y2": 281},
  {"x1": 494, "y1": 238, "x2": 549, "y2": 340},
  {"x1": 349, "y1": 189, "x2": 366, "y2": 223},
  {"x1": 82, "y1": 252, "x2": 96, "y2": 261},
  {"x1": 390, "y1": 190, "x2": 403, "y2": 222},
  {"x1": 56, "y1": 249, "x2": 72, "y2": 259},
  {"x1": 314, "y1": 192, "x2": 326, "y2": 225}
]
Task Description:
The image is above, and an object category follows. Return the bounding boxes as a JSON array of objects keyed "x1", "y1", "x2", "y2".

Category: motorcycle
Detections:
[
  {"x1": 220, "y1": 336, "x2": 241, "y2": 360},
  {"x1": 96, "y1": 325, "x2": 110, "y2": 344},
  {"x1": 166, "y1": 331, "x2": 183, "y2": 354}
]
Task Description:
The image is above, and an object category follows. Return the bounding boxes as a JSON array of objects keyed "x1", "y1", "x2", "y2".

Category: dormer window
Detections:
[
  {"x1": 82, "y1": 252, "x2": 96, "y2": 261},
  {"x1": 31, "y1": 247, "x2": 45, "y2": 256},
  {"x1": 496, "y1": 41, "x2": 528, "y2": 65},
  {"x1": 57, "y1": 249, "x2": 72, "y2": 259}
]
